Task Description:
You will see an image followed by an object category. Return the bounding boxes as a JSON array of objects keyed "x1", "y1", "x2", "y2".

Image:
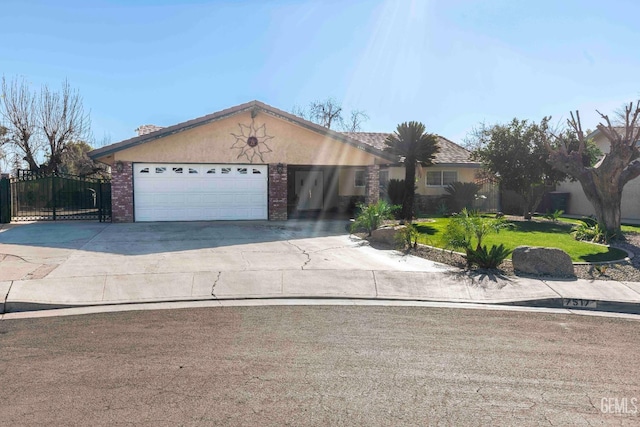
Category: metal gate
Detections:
[
  {"x1": 4, "y1": 171, "x2": 111, "y2": 222},
  {"x1": 472, "y1": 177, "x2": 500, "y2": 212}
]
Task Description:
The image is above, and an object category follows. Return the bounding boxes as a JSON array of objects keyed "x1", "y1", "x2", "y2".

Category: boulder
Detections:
[
  {"x1": 512, "y1": 246, "x2": 575, "y2": 277},
  {"x1": 369, "y1": 226, "x2": 404, "y2": 246}
]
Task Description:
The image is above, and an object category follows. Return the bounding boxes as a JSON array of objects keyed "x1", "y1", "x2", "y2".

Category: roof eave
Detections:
[
  {"x1": 434, "y1": 162, "x2": 482, "y2": 168},
  {"x1": 586, "y1": 129, "x2": 601, "y2": 140}
]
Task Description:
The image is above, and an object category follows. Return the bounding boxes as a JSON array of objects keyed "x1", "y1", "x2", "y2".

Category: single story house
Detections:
[
  {"x1": 89, "y1": 101, "x2": 481, "y2": 222},
  {"x1": 555, "y1": 128, "x2": 640, "y2": 223}
]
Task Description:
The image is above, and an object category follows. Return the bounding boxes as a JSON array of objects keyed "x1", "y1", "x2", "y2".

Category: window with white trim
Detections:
[
  {"x1": 443, "y1": 171, "x2": 457, "y2": 185},
  {"x1": 354, "y1": 170, "x2": 366, "y2": 188},
  {"x1": 426, "y1": 171, "x2": 457, "y2": 186}
]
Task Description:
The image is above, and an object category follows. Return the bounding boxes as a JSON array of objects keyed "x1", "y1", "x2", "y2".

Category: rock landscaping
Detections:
[{"x1": 512, "y1": 246, "x2": 575, "y2": 277}]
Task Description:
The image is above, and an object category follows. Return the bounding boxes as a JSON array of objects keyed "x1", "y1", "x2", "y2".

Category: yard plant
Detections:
[
  {"x1": 350, "y1": 200, "x2": 399, "y2": 236},
  {"x1": 394, "y1": 223, "x2": 419, "y2": 251},
  {"x1": 442, "y1": 209, "x2": 512, "y2": 268},
  {"x1": 444, "y1": 181, "x2": 480, "y2": 212}
]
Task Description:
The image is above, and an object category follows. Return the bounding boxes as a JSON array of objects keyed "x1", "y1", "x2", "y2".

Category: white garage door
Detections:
[{"x1": 133, "y1": 163, "x2": 268, "y2": 221}]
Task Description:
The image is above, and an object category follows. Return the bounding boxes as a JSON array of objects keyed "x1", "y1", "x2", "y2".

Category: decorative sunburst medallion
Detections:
[{"x1": 230, "y1": 119, "x2": 273, "y2": 163}]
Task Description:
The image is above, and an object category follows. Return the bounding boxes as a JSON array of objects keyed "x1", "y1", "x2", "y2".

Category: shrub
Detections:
[
  {"x1": 444, "y1": 182, "x2": 480, "y2": 212},
  {"x1": 394, "y1": 223, "x2": 419, "y2": 251},
  {"x1": 571, "y1": 222, "x2": 616, "y2": 243},
  {"x1": 350, "y1": 200, "x2": 399, "y2": 236},
  {"x1": 386, "y1": 179, "x2": 406, "y2": 207},
  {"x1": 465, "y1": 244, "x2": 512, "y2": 269},
  {"x1": 386, "y1": 179, "x2": 419, "y2": 219}
]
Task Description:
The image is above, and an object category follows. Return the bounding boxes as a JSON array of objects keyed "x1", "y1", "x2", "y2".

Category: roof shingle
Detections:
[{"x1": 342, "y1": 132, "x2": 478, "y2": 165}]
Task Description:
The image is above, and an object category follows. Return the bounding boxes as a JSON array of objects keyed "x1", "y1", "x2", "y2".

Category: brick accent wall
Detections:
[
  {"x1": 269, "y1": 164, "x2": 287, "y2": 220},
  {"x1": 365, "y1": 164, "x2": 380, "y2": 206},
  {"x1": 111, "y1": 161, "x2": 134, "y2": 223}
]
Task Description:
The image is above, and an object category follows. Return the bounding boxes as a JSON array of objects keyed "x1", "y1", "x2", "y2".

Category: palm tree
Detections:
[{"x1": 385, "y1": 122, "x2": 440, "y2": 222}]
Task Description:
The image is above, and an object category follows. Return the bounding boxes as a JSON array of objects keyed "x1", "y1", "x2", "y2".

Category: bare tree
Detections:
[
  {"x1": 292, "y1": 98, "x2": 369, "y2": 131},
  {"x1": 291, "y1": 104, "x2": 310, "y2": 121},
  {"x1": 344, "y1": 110, "x2": 369, "y2": 133},
  {"x1": 546, "y1": 101, "x2": 640, "y2": 239},
  {"x1": 0, "y1": 76, "x2": 90, "y2": 173},
  {"x1": 38, "y1": 79, "x2": 90, "y2": 173},
  {"x1": 308, "y1": 98, "x2": 343, "y2": 129},
  {"x1": 0, "y1": 126, "x2": 8, "y2": 169},
  {"x1": 0, "y1": 77, "x2": 41, "y2": 170}
]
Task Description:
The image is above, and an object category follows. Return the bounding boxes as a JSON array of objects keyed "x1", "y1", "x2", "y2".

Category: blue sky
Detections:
[{"x1": 2, "y1": 0, "x2": 640, "y2": 146}]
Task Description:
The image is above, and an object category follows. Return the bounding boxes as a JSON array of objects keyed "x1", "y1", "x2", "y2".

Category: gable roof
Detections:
[
  {"x1": 342, "y1": 132, "x2": 479, "y2": 166},
  {"x1": 88, "y1": 100, "x2": 397, "y2": 162}
]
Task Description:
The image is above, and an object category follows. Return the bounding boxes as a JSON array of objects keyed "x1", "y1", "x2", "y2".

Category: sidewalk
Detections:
[
  {"x1": 3, "y1": 269, "x2": 640, "y2": 315},
  {"x1": 1, "y1": 220, "x2": 640, "y2": 317}
]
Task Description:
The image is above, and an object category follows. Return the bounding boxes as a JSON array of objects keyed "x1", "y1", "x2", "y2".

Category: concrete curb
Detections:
[{"x1": 5, "y1": 294, "x2": 640, "y2": 316}]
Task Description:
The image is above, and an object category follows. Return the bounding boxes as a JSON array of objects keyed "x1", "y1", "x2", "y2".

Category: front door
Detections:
[{"x1": 295, "y1": 171, "x2": 324, "y2": 210}]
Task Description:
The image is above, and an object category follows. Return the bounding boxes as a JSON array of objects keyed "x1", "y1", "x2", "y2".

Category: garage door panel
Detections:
[{"x1": 134, "y1": 163, "x2": 268, "y2": 222}]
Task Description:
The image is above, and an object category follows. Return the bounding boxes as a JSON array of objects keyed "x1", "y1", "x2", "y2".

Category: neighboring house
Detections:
[
  {"x1": 89, "y1": 100, "x2": 481, "y2": 222},
  {"x1": 555, "y1": 128, "x2": 640, "y2": 223}
]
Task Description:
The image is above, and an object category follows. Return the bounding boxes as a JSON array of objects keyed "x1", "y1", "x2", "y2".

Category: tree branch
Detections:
[{"x1": 619, "y1": 159, "x2": 640, "y2": 187}]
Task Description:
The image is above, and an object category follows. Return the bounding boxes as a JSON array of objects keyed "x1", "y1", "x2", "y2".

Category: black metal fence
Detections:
[
  {"x1": 0, "y1": 175, "x2": 10, "y2": 223},
  {"x1": 0, "y1": 171, "x2": 111, "y2": 222}
]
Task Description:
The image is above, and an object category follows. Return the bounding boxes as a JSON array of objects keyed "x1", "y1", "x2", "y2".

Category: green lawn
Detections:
[
  {"x1": 413, "y1": 217, "x2": 628, "y2": 262},
  {"x1": 533, "y1": 215, "x2": 640, "y2": 234},
  {"x1": 622, "y1": 224, "x2": 640, "y2": 233}
]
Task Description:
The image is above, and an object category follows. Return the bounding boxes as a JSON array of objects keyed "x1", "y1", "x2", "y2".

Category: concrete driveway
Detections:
[{"x1": 0, "y1": 220, "x2": 463, "y2": 311}]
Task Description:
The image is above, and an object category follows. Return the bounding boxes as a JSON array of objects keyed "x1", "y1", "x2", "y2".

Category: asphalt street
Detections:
[{"x1": 1, "y1": 305, "x2": 639, "y2": 426}]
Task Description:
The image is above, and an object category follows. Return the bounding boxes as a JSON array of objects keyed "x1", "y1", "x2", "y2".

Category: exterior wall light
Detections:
[{"x1": 277, "y1": 163, "x2": 284, "y2": 174}]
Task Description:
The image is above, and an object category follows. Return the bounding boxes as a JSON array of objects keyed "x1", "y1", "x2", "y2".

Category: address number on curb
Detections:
[{"x1": 563, "y1": 299, "x2": 597, "y2": 308}]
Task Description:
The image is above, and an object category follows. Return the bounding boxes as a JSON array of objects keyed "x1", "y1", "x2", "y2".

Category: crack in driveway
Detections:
[
  {"x1": 286, "y1": 241, "x2": 311, "y2": 269},
  {"x1": 211, "y1": 272, "x2": 221, "y2": 298}
]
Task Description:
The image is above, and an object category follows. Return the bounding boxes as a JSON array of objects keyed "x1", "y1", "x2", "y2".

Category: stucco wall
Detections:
[
  {"x1": 338, "y1": 168, "x2": 367, "y2": 196},
  {"x1": 109, "y1": 111, "x2": 382, "y2": 167},
  {"x1": 557, "y1": 179, "x2": 640, "y2": 222}
]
